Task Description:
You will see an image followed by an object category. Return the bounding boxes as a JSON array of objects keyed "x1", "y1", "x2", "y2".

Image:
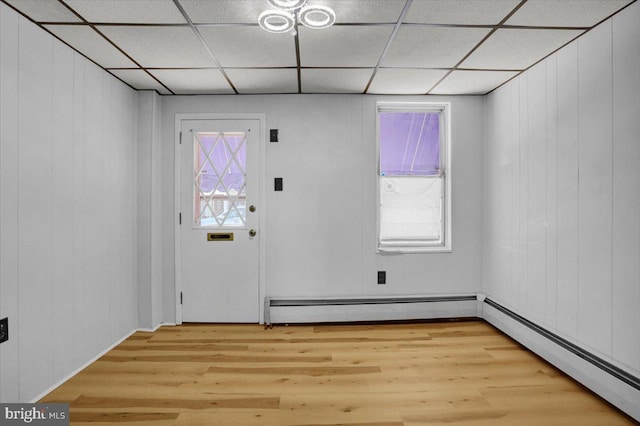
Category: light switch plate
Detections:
[{"x1": 0, "y1": 317, "x2": 8, "y2": 344}]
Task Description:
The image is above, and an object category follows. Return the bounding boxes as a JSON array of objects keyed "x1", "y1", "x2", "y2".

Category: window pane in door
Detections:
[{"x1": 193, "y1": 132, "x2": 247, "y2": 227}]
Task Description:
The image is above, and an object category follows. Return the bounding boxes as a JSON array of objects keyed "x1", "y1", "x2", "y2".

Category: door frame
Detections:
[{"x1": 174, "y1": 113, "x2": 266, "y2": 325}]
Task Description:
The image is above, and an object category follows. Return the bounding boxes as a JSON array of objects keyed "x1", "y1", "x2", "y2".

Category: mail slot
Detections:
[{"x1": 207, "y1": 232, "x2": 234, "y2": 241}]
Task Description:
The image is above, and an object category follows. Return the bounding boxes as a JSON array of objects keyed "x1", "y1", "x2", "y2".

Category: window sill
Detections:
[{"x1": 377, "y1": 245, "x2": 452, "y2": 254}]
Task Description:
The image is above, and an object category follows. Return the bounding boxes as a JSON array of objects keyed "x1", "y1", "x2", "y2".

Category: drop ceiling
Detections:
[{"x1": 2, "y1": 0, "x2": 635, "y2": 95}]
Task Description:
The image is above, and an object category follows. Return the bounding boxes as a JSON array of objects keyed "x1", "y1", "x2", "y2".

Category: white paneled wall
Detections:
[
  {"x1": 611, "y1": 0, "x2": 640, "y2": 373},
  {"x1": 160, "y1": 94, "x2": 484, "y2": 321},
  {"x1": 484, "y1": 1, "x2": 640, "y2": 375},
  {"x1": 0, "y1": 4, "x2": 138, "y2": 402}
]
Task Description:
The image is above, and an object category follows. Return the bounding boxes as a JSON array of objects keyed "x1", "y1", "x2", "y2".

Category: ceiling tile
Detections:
[
  {"x1": 405, "y1": 0, "x2": 521, "y2": 25},
  {"x1": 64, "y1": 0, "x2": 186, "y2": 24},
  {"x1": 301, "y1": 68, "x2": 373, "y2": 93},
  {"x1": 226, "y1": 68, "x2": 298, "y2": 94},
  {"x1": 383, "y1": 26, "x2": 490, "y2": 68},
  {"x1": 368, "y1": 68, "x2": 448, "y2": 94},
  {"x1": 108, "y1": 69, "x2": 172, "y2": 94},
  {"x1": 198, "y1": 26, "x2": 296, "y2": 67},
  {"x1": 311, "y1": 0, "x2": 406, "y2": 23},
  {"x1": 506, "y1": 0, "x2": 633, "y2": 27},
  {"x1": 179, "y1": 0, "x2": 264, "y2": 24},
  {"x1": 460, "y1": 28, "x2": 584, "y2": 70},
  {"x1": 98, "y1": 26, "x2": 217, "y2": 68},
  {"x1": 44, "y1": 25, "x2": 137, "y2": 68},
  {"x1": 299, "y1": 26, "x2": 392, "y2": 67},
  {"x1": 182, "y1": 0, "x2": 406, "y2": 25},
  {"x1": 150, "y1": 69, "x2": 234, "y2": 94},
  {"x1": 3, "y1": 0, "x2": 81, "y2": 22},
  {"x1": 430, "y1": 70, "x2": 518, "y2": 94}
]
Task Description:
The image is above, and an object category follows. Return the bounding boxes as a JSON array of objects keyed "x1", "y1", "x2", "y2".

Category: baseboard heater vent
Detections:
[
  {"x1": 484, "y1": 298, "x2": 640, "y2": 392},
  {"x1": 264, "y1": 294, "x2": 478, "y2": 328}
]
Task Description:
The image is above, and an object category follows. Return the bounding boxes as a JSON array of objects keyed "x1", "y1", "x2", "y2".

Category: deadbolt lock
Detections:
[
  {"x1": 249, "y1": 229, "x2": 257, "y2": 237},
  {"x1": 249, "y1": 205, "x2": 256, "y2": 212}
]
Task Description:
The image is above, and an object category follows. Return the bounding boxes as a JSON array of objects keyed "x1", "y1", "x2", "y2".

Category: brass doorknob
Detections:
[
  {"x1": 249, "y1": 205, "x2": 256, "y2": 212},
  {"x1": 249, "y1": 229, "x2": 257, "y2": 237}
]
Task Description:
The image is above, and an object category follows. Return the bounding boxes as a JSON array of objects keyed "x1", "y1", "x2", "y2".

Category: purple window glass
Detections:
[
  {"x1": 379, "y1": 112, "x2": 440, "y2": 176},
  {"x1": 197, "y1": 133, "x2": 246, "y2": 195}
]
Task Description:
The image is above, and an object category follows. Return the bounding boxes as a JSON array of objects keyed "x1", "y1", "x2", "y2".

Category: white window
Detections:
[{"x1": 377, "y1": 102, "x2": 451, "y2": 253}]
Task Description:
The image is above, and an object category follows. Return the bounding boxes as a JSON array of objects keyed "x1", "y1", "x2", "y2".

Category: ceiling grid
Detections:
[
  {"x1": 425, "y1": 0, "x2": 529, "y2": 94},
  {"x1": 57, "y1": 0, "x2": 176, "y2": 94},
  {"x1": 362, "y1": 0, "x2": 414, "y2": 94},
  {"x1": 0, "y1": 0, "x2": 636, "y2": 95}
]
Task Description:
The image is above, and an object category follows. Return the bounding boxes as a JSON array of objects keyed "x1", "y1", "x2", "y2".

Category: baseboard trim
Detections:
[
  {"x1": 138, "y1": 322, "x2": 174, "y2": 333},
  {"x1": 484, "y1": 298, "x2": 640, "y2": 391},
  {"x1": 30, "y1": 328, "x2": 137, "y2": 403},
  {"x1": 483, "y1": 298, "x2": 640, "y2": 421},
  {"x1": 30, "y1": 324, "x2": 174, "y2": 403}
]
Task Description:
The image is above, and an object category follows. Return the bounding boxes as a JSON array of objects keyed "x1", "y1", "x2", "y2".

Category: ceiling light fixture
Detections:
[
  {"x1": 267, "y1": 0, "x2": 307, "y2": 11},
  {"x1": 258, "y1": 9, "x2": 296, "y2": 34},
  {"x1": 299, "y1": 5, "x2": 336, "y2": 29},
  {"x1": 259, "y1": 0, "x2": 336, "y2": 35}
]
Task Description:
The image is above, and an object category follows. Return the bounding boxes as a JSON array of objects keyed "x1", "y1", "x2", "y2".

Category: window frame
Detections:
[{"x1": 376, "y1": 101, "x2": 452, "y2": 253}]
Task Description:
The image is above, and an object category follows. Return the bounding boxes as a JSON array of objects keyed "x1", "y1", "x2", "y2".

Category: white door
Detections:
[{"x1": 179, "y1": 119, "x2": 260, "y2": 322}]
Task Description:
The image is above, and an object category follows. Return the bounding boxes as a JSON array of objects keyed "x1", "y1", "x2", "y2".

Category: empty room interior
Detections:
[{"x1": 0, "y1": 0, "x2": 639, "y2": 424}]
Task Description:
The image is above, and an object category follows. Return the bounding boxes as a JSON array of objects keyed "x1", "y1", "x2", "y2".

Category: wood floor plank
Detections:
[
  {"x1": 73, "y1": 395, "x2": 280, "y2": 410},
  {"x1": 70, "y1": 411, "x2": 179, "y2": 422},
  {"x1": 278, "y1": 389, "x2": 489, "y2": 411},
  {"x1": 174, "y1": 408, "x2": 404, "y2": 426},
  {"x1": 99, "y1": 354, "x2": 332, "y2": 363},
  {"x1": 38, "y1": 320, "x2": 634, "y2": 425},
  {"x1": 206, "y1": 365, "x2": 381, "y2": 376},
  {"x1": 113, "y1": 344, "x2": 249, "y2": 352}
]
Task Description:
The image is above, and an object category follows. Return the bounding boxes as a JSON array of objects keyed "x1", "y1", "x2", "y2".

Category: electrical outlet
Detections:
[
  {"x1": 0, "y1": 317, "x2": 8, "y2": 344},
  {"x1": 377, "y1": 271, "x2": 386, "y2": 285}
]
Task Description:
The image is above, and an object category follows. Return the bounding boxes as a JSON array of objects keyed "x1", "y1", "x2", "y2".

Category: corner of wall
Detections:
[{"x1": 136, "y1": 90, "x2": 164, "y2": 331}]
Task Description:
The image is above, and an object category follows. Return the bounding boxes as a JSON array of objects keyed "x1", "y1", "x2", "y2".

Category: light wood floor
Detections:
[{"x1": 41, "y1": 320, "x2": 635, "y2": 425}]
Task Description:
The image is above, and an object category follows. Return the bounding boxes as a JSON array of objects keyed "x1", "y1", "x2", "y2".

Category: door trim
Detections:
[{"x1": 174, "y1": 113, "x2": 266, "y2": 325}]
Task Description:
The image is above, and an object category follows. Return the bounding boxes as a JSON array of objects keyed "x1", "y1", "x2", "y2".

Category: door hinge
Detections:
[
  {"x1": 180, "y1": 292, "x2": 183, "y2": 305},
  {"x1": 179, "y1": 212, "x2": 182, "y2": 225},
  {"x1": 179, "y1": 131, "x2": 182, "y2": 144}
]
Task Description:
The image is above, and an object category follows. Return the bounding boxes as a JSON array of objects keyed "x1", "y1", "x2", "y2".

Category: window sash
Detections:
[{"x1": 379, "y1": 111, "x2": 442, "y2": 177}]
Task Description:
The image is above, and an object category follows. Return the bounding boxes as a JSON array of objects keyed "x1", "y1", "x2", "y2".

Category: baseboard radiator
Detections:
[
  {"x1": 483, "y1": 297, "x2": 640, "y2": 421},
  {"x1": 263, "y1": 294, "x2": 479, "y2": 328}
]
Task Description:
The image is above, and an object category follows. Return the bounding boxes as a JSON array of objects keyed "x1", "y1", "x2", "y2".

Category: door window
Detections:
[{"x1": 193, "y1": 131, "x2": 247, "y2": 227}]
